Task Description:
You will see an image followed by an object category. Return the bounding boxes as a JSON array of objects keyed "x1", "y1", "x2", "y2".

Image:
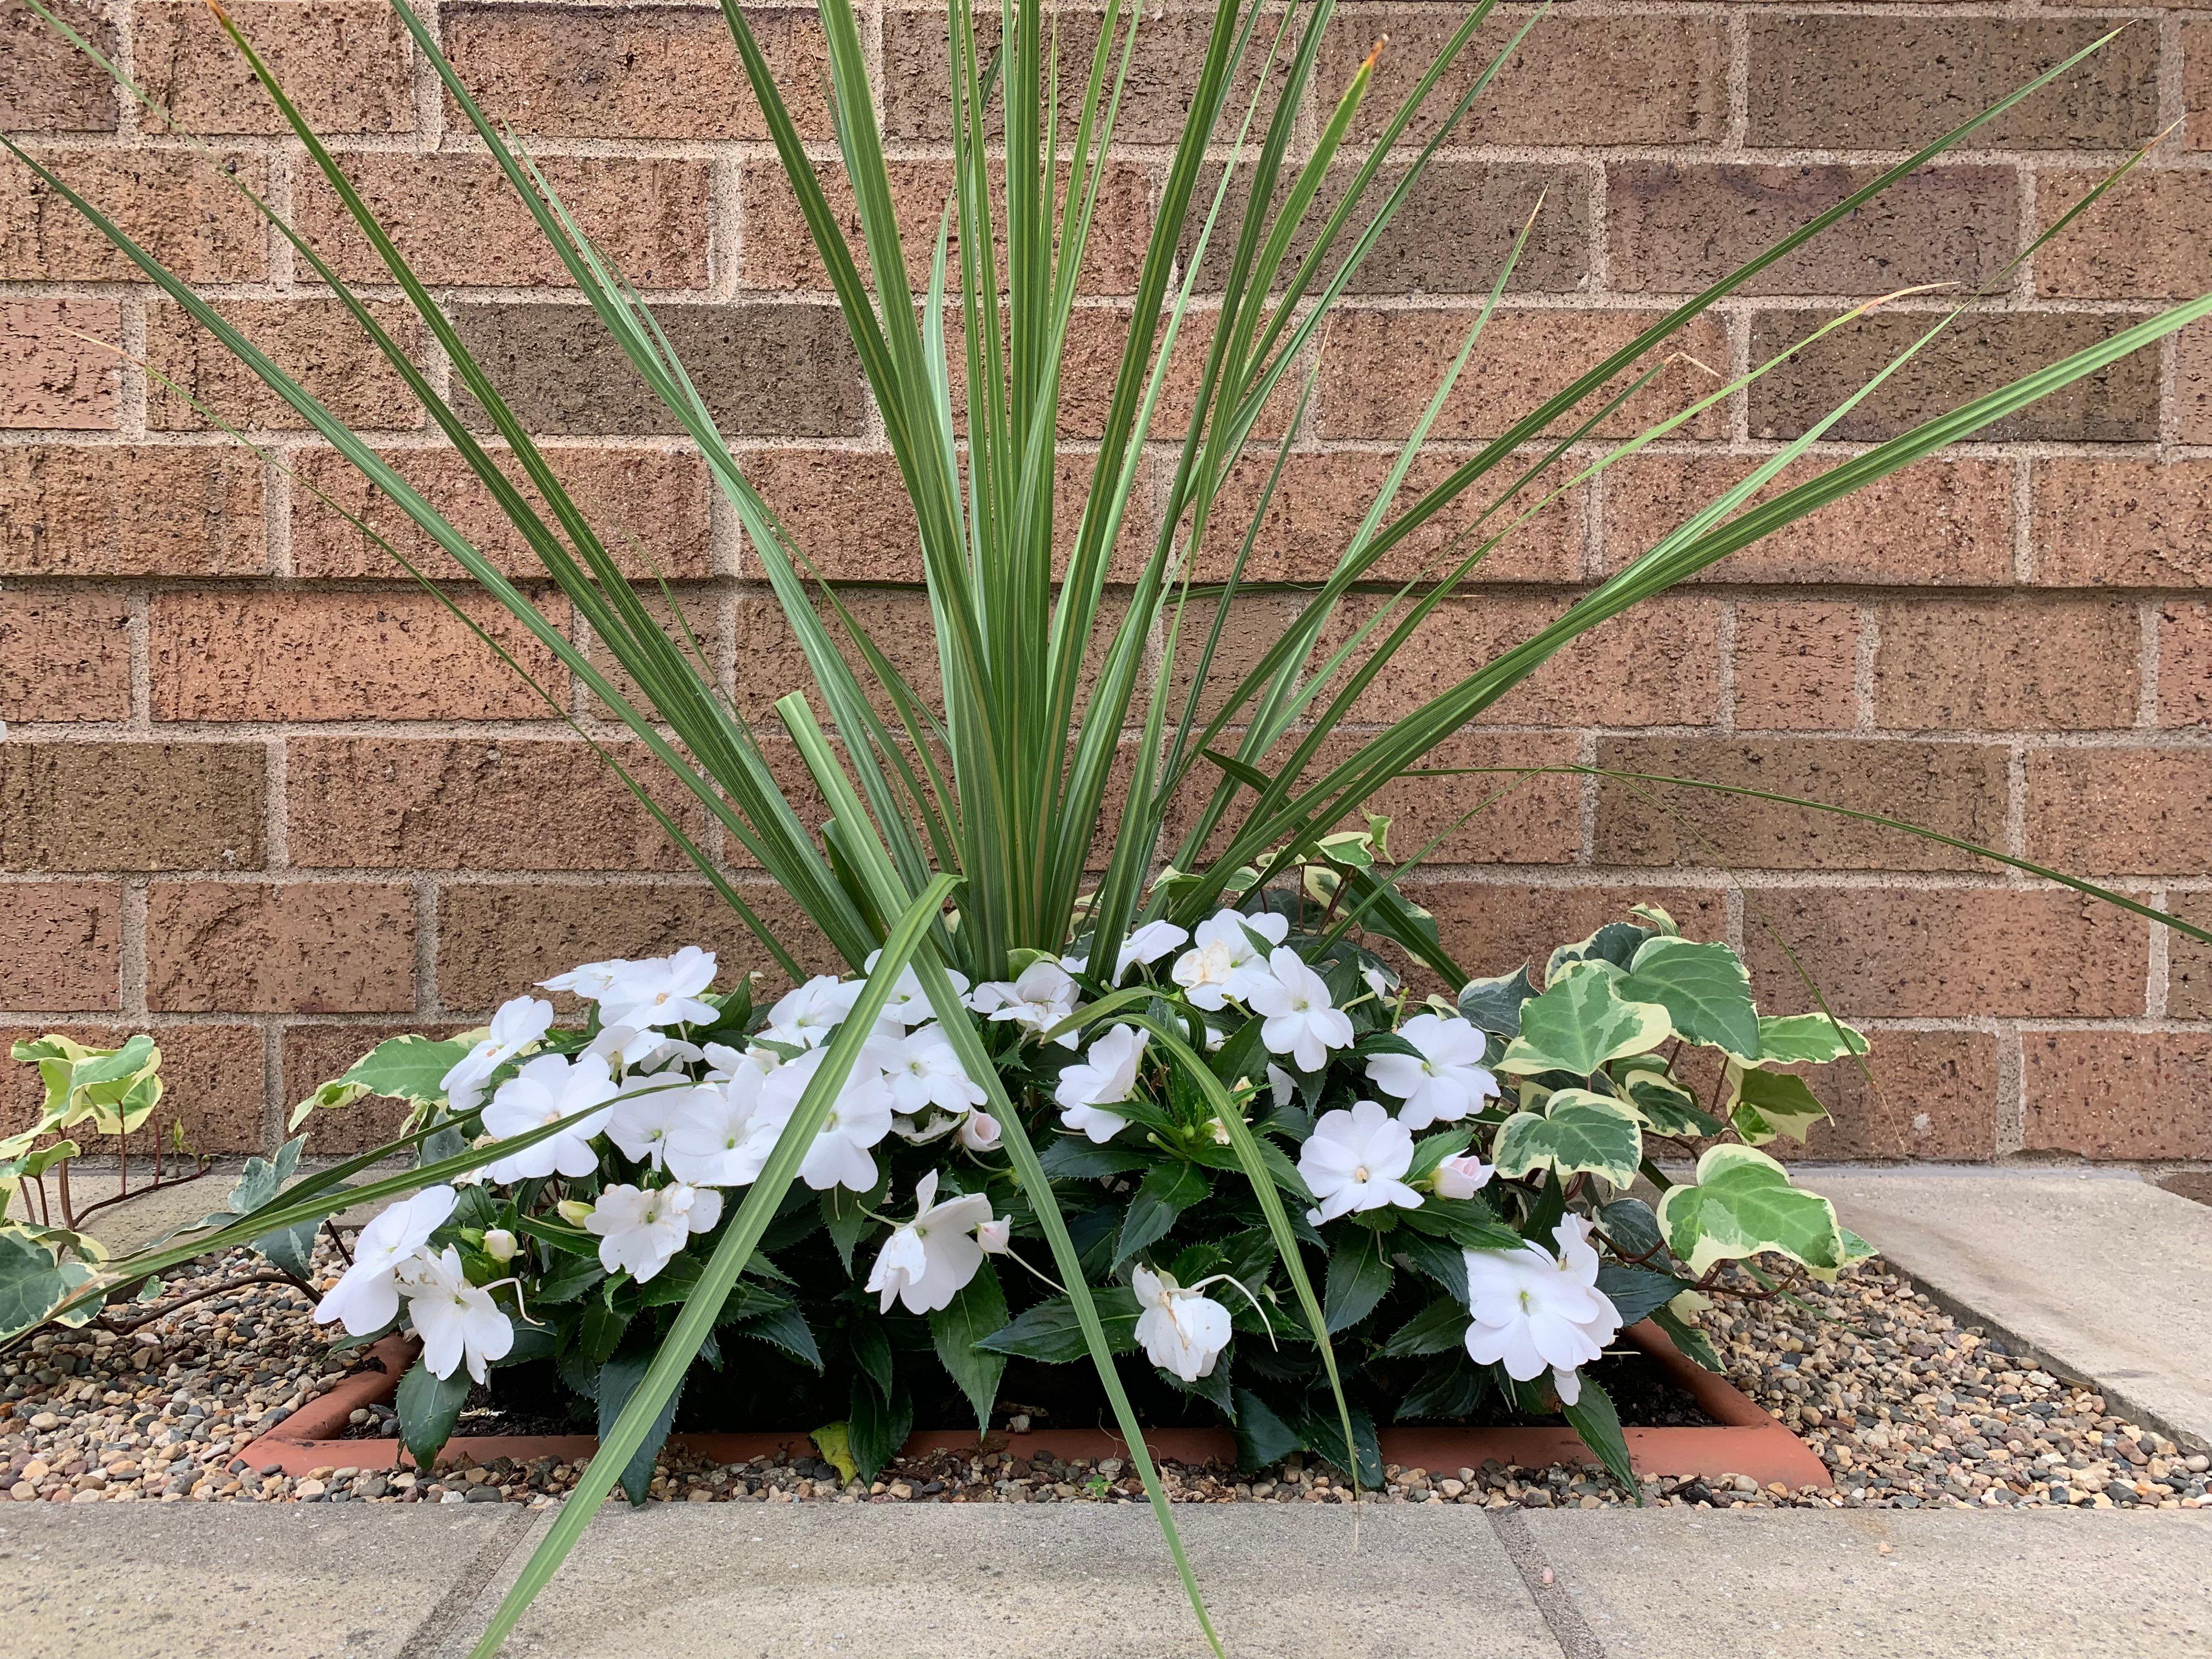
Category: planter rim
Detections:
[{"x1": 239, "y1": 1319, "x2": 1830, "y2": 1491}]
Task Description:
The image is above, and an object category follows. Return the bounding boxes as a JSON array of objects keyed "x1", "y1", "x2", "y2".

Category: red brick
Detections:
[
  {"x1": 1747, "y1": 16, "x2": 2158, "y2": 150},
  {"x1": 575, "y1": 585, "x2": 723, "y2": 726},
  {"x1": 1601, "y1": 455, "x2": 2013, "y2": 587},
  {"x1": 0, "y1": 1021, "x2": 267, "y2": 1153},
  {"x1": 0, "y1": 882, "x2": 121, "y2": 1010},
  {"x1": 1318, "y1": 309, "x2": 1730, "y2": 442},
  {"x1": 1333, "y1": 10, "x2": 1726, "y2": 148},
  {"x1": 1593, "y1": 736, "x2": 2008, "y2": 872},
  {"x1": 2, "y1": 0, "x2": 118, "y2": 132},
  {"x1": 0, "y1": 740, "x2": 264, "y2": 871},
  {"x1": 1609, "y1": 164, "x2": 2016, "y2": 298},
  {"x1": 1743, "y1": 887, "x2": 2147, "y2": 1019},
  {"x1": 2185, "y1": 321, "x2": 2212, "y2": 445},
  {"x1": 2159, "y1": 603, "x2": 2212, "y2": 729},
  {"x1": 0, "y1": 147, "x2": 267, "y2": 281},
  {"x1": 1874, "y1": 597, "x2": 2140, "y2": 732},
  {"x1": 442, "y1": 4, "x2": 830, "y2": 140},
  {"x1": 1775, "y1": 1031, "x2": 1997, "y2": 1164},
  {"x1": 2025, "y1": 747, "x2": 2212, "y2": 877},
  {"x1": 435, "y1": 880, "x2": 837, "y2": 1011},
  {"x1": 285, "y1": 737, "x2": 703, "y2": 872},
  {"x1": 2182, "y1": 20, "x2": 2211, "y2": 154},
  {"x1": 2037, "y1": 170, "x2": 2212, "y2": 302},
  {"x1": 2034, "y1": 460, "x2": 2212, "y2": 589},
  {"x1": 290, "y1": 445, "x2": 713, "y2": 582},
  {"x1": 132, "y1": 1, "x2": 413, "y2": 136},
  {"x1": 0, "y1": 298, "x2": 116, "y2": 429},
  {"x1": 149, "y1": 590, "x2": 567, "y2": 723},
  {"x1": 296, "y1": 154, "x2": 711, "y2": 290},
  {"x1": 281, "y1": 1020, "x2": 471, "y2": 1155},
  {"x1": 146, "y1": 880, "x2": 415, "y2": 1013},
  {"x1": 2169, "y1": 894, "x2": 2212, "y2": 1021},
  {"x1": 146, "y1": 297, "x2": 423, "y2": 433},
  {"x1": 1408, "y1": 881, "x2": 1728, "y2": 993},
  {"x1": 1750, "y1": 310, "x2": 2160, "y2": 444},
  {"x1": 0, "y1": 588, "x2": 128, "y2": 721},
  {"x1": 1733, "y1": 601, "x2": 1859, "y2": 732},
  {"x1": 2025, "y1": 1031, "x2": 2212, "y2": 1160},
  {"x1": 1185, "y1": 450, "x2": 1582, "y2": 586},
  {"x1": 0, "y1": 444, "x2": 267, "y2": 577}
]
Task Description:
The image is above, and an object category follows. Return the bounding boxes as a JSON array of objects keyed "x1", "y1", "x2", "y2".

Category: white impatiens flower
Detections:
[
  {"x1": 1266, "y1": 1064, "x2": 1297, "y2": 1111},
  {"x1": 589, "y1": 1022, "x2": 702, "y2": 1077},
  {"x1": 883, "y1": 1025, "x2": 988, "y2": 1118},
  {"x1": 1247, "y1": 948, "x2": 1355, "y2": 1072},
  {"x1": 967, "y1": 961, "x2": 1081, "y2": 1047},
  {"x1": 1170, "y1": 909, "x2": 1290, "y2": 1011},
  {"x1": 749, "y1": 1046, "x2": 896, "y2": 1192},
  {"x1": 607, "y1": 1075, "x2": 716, "y2": 1171},
  {"x1": 1462, "y1": 1214, "x2": 1623, "y2": 1406},
  {"x1": 586, "y1": 1181, "x2": 724, "y2": 1284},
  {"x1": 1297, "y1": 1099, "x2": 1423, "y2": 1226},
  {"x1": 864, "y1": 1170, "x2": 1001, "y2": 1314},
  {"x1": 862, "y1": 949, "x2": 970, "y2": 1029},
  {"x1": 537, "y1": 956, "x2": 631, "y2": 1001},
  {"x1": 1431, "y1": 1152, "x2": 1496, "y2": 1201},
  {"x1": 1365, "y1": 1013, "x2": 1500, "y2": 1130},
  {"x1": 1132, "y1": 1265, "x2": 1233, "y2": 1383},
  {"x1": 596, "y1": 946, "x2": 719, "y2": 1031},
  {"x1": 397, "y1": 1245, "x2": 515, "y2": 1384},
  {"x1": 763, "y1": 975, "x2": 866, "y2": 1049},
  {"x1": 1052, "y1": 1024, "x2": 1148, "y2": 1143},
  {"x1": 975, "y1": 1216, "x2": 1012, "y2": 1254},
  {"x1": 440, "y1": 995, "x2": 555, "y2": 1111},
  {"x1": 313, "y1": 1185, "x2": 458, "y2": 1336},
  {"x1": 481, "y1": 1052, "x2": 619, "y2": 1183},
  {"x1": 1112, "y1": 920, "x2": 1190, "y2": 981},
  {"x1": 664, "y1": 1079, "x2": 768, "y2": 1188}
]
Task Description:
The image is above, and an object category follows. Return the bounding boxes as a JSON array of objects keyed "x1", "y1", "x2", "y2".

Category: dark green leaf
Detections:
[
  {"x1": 1392, "y1": 1231, "x2": 1472, "y2": 1308},
  {"x1": 1595, "y1": 1263, "x2": 1685, "y2": 1327},
  {"x1": 1547, "y1": 921, "x2": 1651, "y2": 980},
  {"x1": 848, "y1": 1375, "x2": 912, "y2": 1483},
  {"x1": 1399, "y1": 1198, "x2": 1520, "y2": 1251},
  {"x1": 976, "y1": 1287, "x2": 1141, "y2": 1361},
  {"x1": 1229, "y1": 1389, "x2": 1300, "y2": 1472},
  {"x1": 1596, "y1": 1197, "x2": 1667, "y2": 1264},
  {"x1": 928, "y1": 1260, "x2": 1009, "y2": 1432},
  {"x1": 536, "y1": 1259, "x2": 607, "y2": 1305},
  {"x1": 395, "y1": 1358, "x2": 469, "y2": 1474},
  {"x1": 1115, "y1": 1160, "x2": 1209, "y2": 1266},
  {"x1": 579, "y1": 1294, "x2": 628, "y2": 1366},
  {"x1": 599, "y1": 1352, "x2": 684, "y2": 1506},
  {"x1": 1291, "y1": 1401, "x2": 1383, "y2": 1487},
  {"x1": 823, "y1": 1180, "x2": 885, "y2": 1276},
  {"x1": 1378, "y1": 1295, "x2": 1469, "y2": 1359},
  {"x1": 1322, "y1": 1227, "x2": 1393, "y2": 1334},
  {"x1": 1395, "y1": 1357, "x2": 1491, "y2": 1421},
  {"x1": 849, "y1": 1316, "x2": 894, "y2": 1400},
  {"x1": 1650, "y1": 1304, "x2": 1722, "y2": 1372},
  {"x1": 1562, "y1": 1375, "x2": 1640, "y2": 1501},
  {"x1": 1040, "y1": 1136, "x2": 1151, "y2": 1178},
  {"x1": 737, "y1": 1304, "x2": 821, "y2": 1371}
]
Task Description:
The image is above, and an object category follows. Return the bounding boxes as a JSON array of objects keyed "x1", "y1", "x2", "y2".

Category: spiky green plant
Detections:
[{"x1": 13, "y1": 1, "x2": 2212, "y2": 1651}]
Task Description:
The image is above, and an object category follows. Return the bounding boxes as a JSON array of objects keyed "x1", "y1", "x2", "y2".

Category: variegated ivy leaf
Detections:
[
  {"x1": 1734, "y1": 1013, "x2": 1869, "y2": 1068},
  {"x1": 1617, "y1": 936, "x2": 1760, "y2": 1058},
  {"x1": 1655, "y1": 1144, "x2": 1848, "y2": 1278},
  {"x1": 1545, "y1": 919, "x2": 1654, "y2": 981},
  {"x1": 1621, "y1": 1069, "x2": 1726, "y2": 1139},
  {"x1": 1724, "y1": 1065, "x2": 1831, "y2": 1146},
  {"x1": 1629, "y1": 902, "x2": 1679, "y2": 935},
  {"x1": 1458, "y1": 963, "x2": 1537, "y2": 1041},
  {"x1": 0, "y1": 1226, "x2": 98, "y2": 1341},
  {"x1": 1498, "y1": 964, "x2": 1672, "y2": 1077},
  {"x1": 325, "y1": 1034, "x2": 475, "y2": 1106},
  {"x1": 1491, "y1": 1088, "x2": 1644, "y2": 1189}
]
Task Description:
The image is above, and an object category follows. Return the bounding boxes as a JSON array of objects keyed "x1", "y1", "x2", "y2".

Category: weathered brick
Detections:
[
  {"x1": 741, "y1": 157, "x2": 1152, "y2": 296},
  {"x1": 436, "y1": 880, "x2": 836, "y2": 1010},
  {"x1": 1743, "y1": 887, "x2": 2147, "y2": 1019},
  {"x1": 1775, "y1": 1031, "x2": 1997, "y2": 1164},
  {"x1": 1, "y1": 0, "x2": 117, "y2": 132},
  {"x1": 1593, "y1": 736, "x2": 2008, "y2": 871},
  {"x1": 1334, "y1": 10, "x2": 1726, "y2": 148},
  {"x1": 296, "y1": 155, "x2": 711, "y2": 289},
  {"x1": 1747, "y1": 16, "x2": 2159, "y2": 150},
  {"x1": 0, "y1": 444, "x2": 267, "y2": 577},
  {"x1": 448, "y1": 302, "x2": 865, "y2": 439},
  {"x1": 1318, "y1": 309, "x2": 1729, "y2": 442},
  {"x1": 574, "y1": 584, "x2": 720, "y2": 726},
  {"x1": 1874, "y1": 596, "x2": 2140, "y2": 731},
  {"x1": 132, "y1": 1, "x2": 411, "y2": 136},
  {"x1": 0, "y1": 589, "x2": 129, "y2": 721},
  {"x1": 2169, "y1": 894, "x2": 2212, "y2": 1020},
  {"x1": 2034, "y1": 459, "x2": 2212, "y2": 588},
  {"x1": 2037, "y1": 170, "x2": 2212, "y2": 302},
  {"x1": 1313, "y1": 591, "x2": 1721, "y2": 728},
  {"x1": 2024, "y1": 1031, "x2": 2212, "y2": 1160},
  {"x1": 1410, "y1": 881, "x2": 1728, "y2": 992},
  {"x1": 2184, "y1": 321, "x2": 2212, "y2": 445},
  {"x1": 0, "y1": 740, "x2": 264, "y2": 871},
  {"x1": 2025, "y1": 747, "x2": 2212, "y2": 876},
  {"x1": 0, "y1": 882, "x2": 121, "y2": 1009},
  {"x1": 1733, "y1": 601, "x2": 1859, "y2": 732},
  {"x1": 149, "y1": 590, "x2": 566, "y2": 724},
  {"x1": 1602, "y1": 455, "x2": 2014, "y2": 587},
  {"x1": 286, "y1": 737, "x2": 701, "y2": 871},
  {"x1": 1610, "y1": 164, "x2": 2016, "y2": 298},
  {"x1": 442, "y1": 4, "x2": 830, "y2": 140},
  {"x1": 1186, "y1": 450, "x2": 1582, "y2": 586},
  {"x1": 1185, "y1": 160, "x2": 1591, "y2": 296},
  {"x1": 1297, "y1": 731, "x2": 1584, "y2": 867},
  {"x1": 0, "y1": 148, "x2": 267, "y2": 281},
  {"x1": 1749, "y1": 311, "x2": 2159, "y2": 444},
  {"x1": 291, "y1": 444, "x2": 713, "y2": 582},
  {"x1": 146, "y1": 880, "x2": 414, "y2": 1012},
  {"x1": 0, "y1": 1020, "x2": 267, "y2": 1153},
  {"x1": 2192, "y1": 21, "x2": 2212, "y2": 153},
  {"x1": 0, "y1": 298, "x2": 116, "y2": 428},
  {"x1": 146, "y1": 297, "x2": 422, "y2": 433},
  {"x1": 2160, "y1": 602, "x2": 2212, "y2": 728},
  {"x1": 281, "y1": 1020, "x2": 469, "y2": 1155}
]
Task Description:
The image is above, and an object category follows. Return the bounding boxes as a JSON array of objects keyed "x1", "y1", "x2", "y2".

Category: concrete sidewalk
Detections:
[{"x1": 1, "y1": 1503, "x2": 2204, "y2": 1658}]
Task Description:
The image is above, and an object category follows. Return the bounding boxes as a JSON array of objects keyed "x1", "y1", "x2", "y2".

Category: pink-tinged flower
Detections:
[
  {"x1": 864, "y1": 1171, "x2": 1000, "y2": 1314},
  {"x1": 1053, "y1": 1025, "x2": 1148, "y2": 1143},
  {"x1": 397, "y1": 1245, "x2": 514, "y2": 1384},
  {"x1": 958, "y1": 1110, "x2": 1003, "y2": 1153},
  {"x1": 313, "y1": 1186, "x2": 458, "y2": 1336},
  {"x1": 586, "y1": 1181, "x2": 723, "y2": 1284},
  {"x1": 1431, "y1": 1152, "x2": 1495, "y2": 1201},
  {"x1": 1297, "y1": 1099, "x2": 1422, "y2": 1226},
  {"x1": 1462, "y1": 1215, "x2": 1623, "y2": 1406},
  {"x1": 1248, "y1": 949, "x2": 1355, "y2": 1071},
  {"x1": 1365, "y1": 1013, "x2": 1500, "y2": 1130},
  {"x1": 481, "y1": 1053, "x2": 618, "y2": 1183}
]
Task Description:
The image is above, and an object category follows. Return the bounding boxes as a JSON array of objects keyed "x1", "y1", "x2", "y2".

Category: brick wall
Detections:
[{"x1": 2, "y1": 1, "x2": 2209, "y2": 1165}]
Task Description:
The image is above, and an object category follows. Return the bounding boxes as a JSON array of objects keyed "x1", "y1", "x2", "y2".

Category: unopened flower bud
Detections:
[
  {"x1": 976, "y1": 1218, "x2": 1012, "y2": 1255},
  {"x1": 555, "y1": 1198, "x2": 595, "y2": 1228},
  {"x1": 482, "y1": 1227, "x2": 519, "y2": 1263}
]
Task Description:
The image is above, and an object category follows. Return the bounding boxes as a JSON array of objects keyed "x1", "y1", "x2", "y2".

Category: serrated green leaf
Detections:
[
  {"x1": 1491, "y1": 1089, "x2": 1643, "y2": 1189},
  {"x1": 396, "y1": 1358, "x2": 469, "y2": 1474},
  {"x1": 1322, "y1": 1227, "x2": 1392, "y2": 1333},
  {"x1": 1378, "y1": 1295, "x2": 1468, "y2": 1358},
  {"x1": 1116, "y1": 1160, "x2": 1209, "y2": 1266},
  {"x1": 1562, "y1": 1375, "x2": 1639, "y2": 1499},
  {"x1": 1498, "y1": 968, "x2": 1673, "y2": 1077},
  {"x1": 1655, "y1": 1144, "x2": 1848, "y2": 1277},
  {"x1": 929, "y1": 1259, "x2": 1009, "y2": 1431},
  {"x1": 848, "y1": 1377, "x2": 912, "y2": 1483},
  {"x1": 1395, "y1": 1356, "x2": 1490, "y2": 1421},
  {"x1": 1594, "y1": 1262, "x2": 1684, "y2": 1327},
  {"x1": 977, "y1": 1287, "x2": 1141, "y2": 1361},
  {"x1": 1230, "y1": 1389, "x2": 1300, "y2": 1473},
  {"x1": 598, "y1": 1352, "x2": 684, "y2": 1505},
  {"x1": 1618, "y1": 936, "x2": 1759, "y2": 1057}
]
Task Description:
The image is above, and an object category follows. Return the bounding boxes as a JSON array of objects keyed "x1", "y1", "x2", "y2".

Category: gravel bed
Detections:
[{"x1": 1, "y1": 1246, "x2": 2204, "y2": 1514}]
